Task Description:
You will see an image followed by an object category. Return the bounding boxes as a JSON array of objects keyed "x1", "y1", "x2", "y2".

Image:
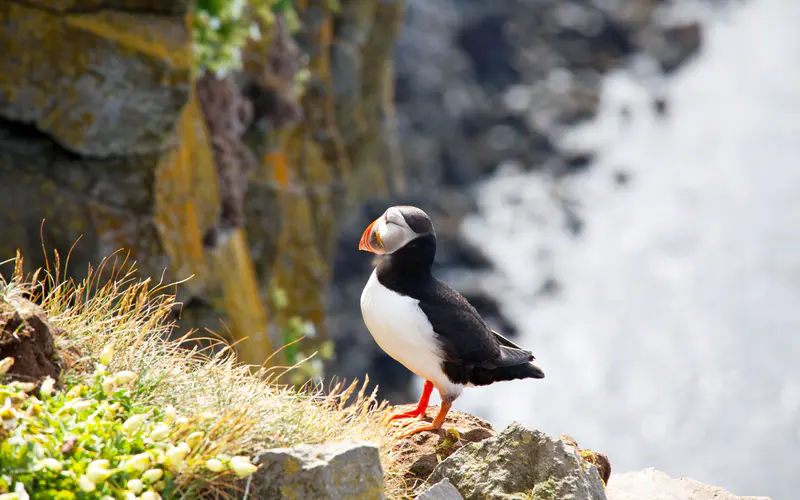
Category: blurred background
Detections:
[{"x1": 0, "y1": 0, "x2": 797, "y2": 498}]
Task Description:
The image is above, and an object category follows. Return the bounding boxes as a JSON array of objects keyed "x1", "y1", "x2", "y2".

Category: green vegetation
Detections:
[
  {"x1": 192, "y1": 0, "x2": 301, "y2": 76},
  {"x1": 270, "y1": 285, "x2": 335, "y2": 386},
  {"x1": 0, "y1": 253, "x2": 407, "y2": 498},
  {"x1": 0, "y1": 361, "x2": 257, "y2": 499}
]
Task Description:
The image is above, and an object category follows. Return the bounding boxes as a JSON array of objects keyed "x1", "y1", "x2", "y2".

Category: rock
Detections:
[
  {"x1": 23, "y1": 0, "x2": 191, "y2": 15},
  {"x1": 392, "y1": 405, "x2": 495, "y2": 489},
  {"x1": 0, "y1": 2, "x2": 192, "y2": 157},
  {"x1": 606, "y1": 468, "x2": 772, "y2": 500},
  {"x1": 581, "y1": 450, "x2": 612, "y2": 486},
  {"x1": 0, "y1": 296, "x2": 62, "y2": 389},
  {"x1": 650, "y1": 22, "x2": 703, "y2": 74},
  {"x1": 417, "y1": 478, "x2": 465, "y2": 500},
  {"x1": 426, "y1": 421, "x2": 607, "y2": 500},
  {"x1": 559, "y1": 434, "x2": 612, "y2": 485},
  {"x1": 245, "y1": 441, "x2": 384, "y2": 500},
  {"x1": 0, "y1": 0, "x2": 410, "y2": 370}
]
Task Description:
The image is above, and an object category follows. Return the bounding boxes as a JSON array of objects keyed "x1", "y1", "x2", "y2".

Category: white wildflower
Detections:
[
  {"x1": 115, "y1": 371, "x2": 137, "y2": 386},
  {"x1": 149, "y1": 423, "x2": 170, "y2": 441},
  {"x1": 39, "y1": 376, "x2": 55, "y2": 397},
  {"x1": 229, "y1": 456, "x2": 258, "y2": 477},
  {"x1": 164, "y1": 442, "x2": 190, "y2": 467},
  {"x1": 124, "y1": 453, "x2": 151, "y2": 473},
  {"x1": 86, "y1": 466, "x2": 112, "y2": 485},
  {"x1": 0, "y1": 357, "x2": 14, "y2": 374},
  {"x1": 163, "y1": 405, "x2": 177, "y2": 423},
  {"x1": 185, "y1": 431, "x2": 204, "y2": 449},
  {"x1": 40, "y1": 458, "x2": 63, "y2": 472},
  {"x1": 123, "y1": 414, "x2": 146, "y2": 433},
  {"x1": 78, "y1": 475, "x2": 96, "y2": 492},
  {"x1": 142, "y1": 468, "x2": 163, "y2": 483},
  {"x1": 126, "y1": 478, "x2": 144, "y2": 494},
  {"x1": 205, "y1": 458, "x2": 224, "y2": 472},
  {"x1": 101, "y1": 376, "x2": 117, "y2": 395},
  {"x1": 99, "y1": 345, "x2": 115, "y2": 365}
]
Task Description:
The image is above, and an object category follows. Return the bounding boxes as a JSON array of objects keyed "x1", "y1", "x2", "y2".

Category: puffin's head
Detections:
[{"x1": 358, "y1": 206, "x2": 434, "y2": 255}]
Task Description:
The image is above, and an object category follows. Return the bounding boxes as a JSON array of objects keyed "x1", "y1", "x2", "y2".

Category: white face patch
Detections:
[{"x1": 376, "y1": 208, "x2": 418, "y2": 254}]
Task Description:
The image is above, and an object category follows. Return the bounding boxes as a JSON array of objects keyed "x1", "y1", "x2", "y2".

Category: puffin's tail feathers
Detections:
[
  {"x1": 493, "y1": 361, "x2": 545, "y2": 382},
  {"x1": 461, "y1": 361, "x2": 545, "y2": 386}
]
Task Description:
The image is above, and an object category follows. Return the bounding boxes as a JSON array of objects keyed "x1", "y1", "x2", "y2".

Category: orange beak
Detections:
[{"x1": 359, "y1": 218, "x2": 383, "y2": 253}]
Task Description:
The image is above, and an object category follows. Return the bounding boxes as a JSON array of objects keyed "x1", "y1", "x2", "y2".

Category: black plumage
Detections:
[{"x1": 375, "y1": 210, "x2": 544, "y2": 387}]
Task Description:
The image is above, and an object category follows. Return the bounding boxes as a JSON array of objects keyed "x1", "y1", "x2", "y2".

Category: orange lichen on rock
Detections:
[
  {"x1": 209, "y1": 229, "x2": 276, "y2": 367},
  {"x1": 65, "y1": 11, "x2": 191, "y2": 69},
  {"x1": 153, "y1": 89, "x2": 220, "y2": 297}
]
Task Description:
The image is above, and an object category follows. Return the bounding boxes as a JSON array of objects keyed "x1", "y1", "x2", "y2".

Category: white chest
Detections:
[{"x1": 360, "y1": 270, "x2": 461, "y2": 396}]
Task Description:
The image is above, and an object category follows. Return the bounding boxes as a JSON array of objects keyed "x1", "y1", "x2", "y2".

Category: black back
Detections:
[{"x1": 375, "y1": 230, "x2": 541, "y2": 386}]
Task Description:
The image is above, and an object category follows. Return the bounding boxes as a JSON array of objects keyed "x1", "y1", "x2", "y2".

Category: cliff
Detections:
[{"x1": 0, "y1": 0, "x2": 405, "y2": 370}]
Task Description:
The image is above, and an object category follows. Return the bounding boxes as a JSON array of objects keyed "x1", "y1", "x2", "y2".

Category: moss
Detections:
[
  {"x1": 192, "y1": 0, "x2": 300, "y2": 76},
  {"x1": 284, "y1": 457, "x2": 300, "y2": 475},
  {"x1": 530, "y1": 476, "x2": 559, "y2": 500}
]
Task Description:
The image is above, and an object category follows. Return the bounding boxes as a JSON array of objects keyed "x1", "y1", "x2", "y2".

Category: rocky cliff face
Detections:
[
  {"x1": 0, "y1": 0, "x2": 407, "y2": 368},
  {"x1": 0, "y1": 0, "x2": 707, "y2": 389}
]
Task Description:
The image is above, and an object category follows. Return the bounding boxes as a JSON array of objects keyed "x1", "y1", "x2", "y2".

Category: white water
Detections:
[{"x1": 451, "y1": 0, "x2": 800, "y2": 498}]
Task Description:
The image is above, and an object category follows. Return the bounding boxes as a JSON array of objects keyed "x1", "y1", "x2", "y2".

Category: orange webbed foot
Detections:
[
  {"x1": 397, "y1": 400, "x2": 453, "y2": 439},
  {"x1": 388, "y1": 409, "x2": 425, "y2": 427},
  {"x1": 388, "y1": 407, "x2": 425, "y2": 422},
  {"x1": 386, "y1": 380, "x2": 434, "y2": 427},
  {"x1": 397, "y1": 421, "x2": 443, "y2": 438}
]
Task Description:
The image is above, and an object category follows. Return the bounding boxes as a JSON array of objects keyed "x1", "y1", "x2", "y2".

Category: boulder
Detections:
[
  {"x1": 606, "y1": 468, "x2": 772, "y2": 500},
  {"x1": 392, "y1": 404, "x2": 496, "y2": 489},
  {"x1": 426, "y1": 421, "x2": 607, "y2": 500},
  {"x1": 417, "y1": 478, "x2": 464, "y2": 500},
  {"x1": 245, "y1": 441, "x2": 384, "y2": 500}
]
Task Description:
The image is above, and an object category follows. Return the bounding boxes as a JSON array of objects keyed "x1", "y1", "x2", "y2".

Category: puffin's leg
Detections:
[
  {"x1": 387, "y1": 380, "x2": 433, "y2": 425},
  {"x1": 398, "y1": 399, "x2": 453, "y2": 438}
]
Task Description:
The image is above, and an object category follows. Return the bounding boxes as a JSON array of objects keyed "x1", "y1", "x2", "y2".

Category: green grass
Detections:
[{"x1": 0, "y1": 252, "x2": 408, "y2": 498}]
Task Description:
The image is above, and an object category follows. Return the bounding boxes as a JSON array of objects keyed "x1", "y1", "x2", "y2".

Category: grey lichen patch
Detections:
[
  {"x1": 245, "y1": 441, "x2": 384, "y2": 499},
  {"x1": 426, "y1": 422, "x2": 606, "y2": 500},
  {"x1": 530, "y1": 477, "x2": 559, "y2": 500}
]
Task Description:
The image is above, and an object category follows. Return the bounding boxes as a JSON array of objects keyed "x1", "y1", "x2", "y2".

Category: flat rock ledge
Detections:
[{"x1": 243, "y1": 441, "x2": 384, "y2": 500}]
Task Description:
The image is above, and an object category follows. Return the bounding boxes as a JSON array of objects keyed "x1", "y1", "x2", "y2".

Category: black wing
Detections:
[
  {"x1": 417, "y1": 279, "x2": 534, "y2": 375},
  {"x1": 491, "y1": 329, "x2": 535, "y2": 359}
]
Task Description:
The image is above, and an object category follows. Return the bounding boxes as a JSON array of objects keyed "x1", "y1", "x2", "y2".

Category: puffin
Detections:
[{"x1": 359, "y1": 205, "x2": 545, "y2": 437}]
